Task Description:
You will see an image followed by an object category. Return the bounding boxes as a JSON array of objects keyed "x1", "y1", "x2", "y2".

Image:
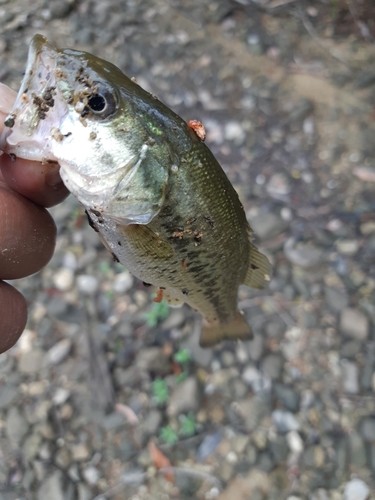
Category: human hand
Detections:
[{"x1": 0, "y1": 83, "x2": 70, "y2": 353}]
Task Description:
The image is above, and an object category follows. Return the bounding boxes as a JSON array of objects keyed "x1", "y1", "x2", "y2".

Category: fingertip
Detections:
[{"x1": 0, "y1": 281, "x2": 27, "y2": 354}]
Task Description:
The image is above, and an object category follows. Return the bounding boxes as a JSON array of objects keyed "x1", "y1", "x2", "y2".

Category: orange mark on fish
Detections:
[
  {"x1": 188, "y1": 119, "x2": 206, "y2": 141},
  {"x1": 153, "y1": 288, "x2": 164, "y2": 303}
]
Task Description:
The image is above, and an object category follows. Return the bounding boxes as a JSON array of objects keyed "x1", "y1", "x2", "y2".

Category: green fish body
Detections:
[{"x1": 3, "y1": 35, "x2": 270, "y2": 346}]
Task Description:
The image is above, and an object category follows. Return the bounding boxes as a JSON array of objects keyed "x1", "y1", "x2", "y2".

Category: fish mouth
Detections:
[{"x1": 1, "y1": 34, "x2": 65, "y2": 161}]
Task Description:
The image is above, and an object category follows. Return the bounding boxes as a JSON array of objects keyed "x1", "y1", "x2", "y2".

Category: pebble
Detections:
[
  {"x1": 71, "y1": 443, "x2": 90, "y2": 461},
  {"x1": 325, "y1": 286, "x2": 349, "y2": 312},
  {"x1": 113, "y1": 272, "x2": 134, "y2": 293},
  {"x1": 266, "y1": 173, "x2": 292, "y2": 198},
  {"x1": 250, "y1": 213, "x2": 287, "y2": 240},
  {"x1": 18, "y1": 349, "x2": 45, "y2": 373},
  {"x1": 261, "y1": 354, "x2": 283, "y2": 380},
  {"x1": 272, "y1": 410, "x2": 300, "y2": 432},
  {"x1": 76, "y1": 274, "x2": 99, "y2": 294},
  {"x1": 284, "y1": 238, "x2": 323, "y2": 267},
  {"x1": 224, "y1": 121, "x2": 245, "y2": 144},
  {"x1": 53, "y1": 268, "x2": 75, "y2": 291},
  {"x1": 23, "y1": 433, "x2": 42, "y2": 462},
  {"x1": 336, "y1": 239, "x2": 359, "y2": 256},
  {"x1": 167, "y1": 376, "x2": 199, "y2": 416},
  {"x1": 341, "y1": 360, "x2": 359, "y2": 394},
  {"x1": 340, "y1": 308, "x2": 369, "y2": 340},
  {"x1": 45, "y1": 339, "x2": 72, "y2": 365},
  {"x1": 6, "y1": 406, "x2": 29, "y2": 443},
  {"x1": 274, "y1": 384, "x2": 300, "y2": 412},
  {"x1": 343, "y1": 478, "x2": 370, "y2": 500},
  {"x1": 82, "y1": 466, "x2": 100, "y2": 485},
  {"x1": 37, "y1": 471, "x2": 65, "y2": 500},
  {"x1": 360, "y1": 417, "x2": 375, "y2": 442}
]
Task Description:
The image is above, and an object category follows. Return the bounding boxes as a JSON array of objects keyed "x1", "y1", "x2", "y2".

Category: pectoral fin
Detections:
[
  {"x1": 243, "y1": 243, "x2": 271, "y2": 289},
  {"x1": 200, "y1": 311, "x2": 252, "y2": 348}
]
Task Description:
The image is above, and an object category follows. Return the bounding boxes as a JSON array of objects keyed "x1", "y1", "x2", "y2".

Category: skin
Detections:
[{"x1": 0, "y1": 84, "x2": 69, "y2": 353}]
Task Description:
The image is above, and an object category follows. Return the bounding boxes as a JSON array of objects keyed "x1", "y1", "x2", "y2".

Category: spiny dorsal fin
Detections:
[{"x1": 243, "y1": 243, "x2": 271, "y2": 289}]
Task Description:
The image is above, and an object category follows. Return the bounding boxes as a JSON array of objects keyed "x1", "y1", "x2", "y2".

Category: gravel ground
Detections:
[{"x1": 1, "y1": 1, "x2": 375, "y2": 499}]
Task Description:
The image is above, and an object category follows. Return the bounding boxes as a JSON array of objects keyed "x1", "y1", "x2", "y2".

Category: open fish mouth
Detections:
[{"x1": 2, "y1": 35, "x2": 67, "y2": 162}]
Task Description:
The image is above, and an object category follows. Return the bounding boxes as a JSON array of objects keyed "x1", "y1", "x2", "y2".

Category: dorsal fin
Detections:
[{"x1": 243, "y1": 243, "x2": 271, "y2": 289}]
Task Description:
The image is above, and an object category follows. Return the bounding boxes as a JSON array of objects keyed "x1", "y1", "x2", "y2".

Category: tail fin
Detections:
[{"x1": 200, "y1": 311, "x2": 253, "y2": 348}]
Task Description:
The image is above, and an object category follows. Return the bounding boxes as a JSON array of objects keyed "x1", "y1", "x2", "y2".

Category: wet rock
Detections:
[
  {"x1": 343, "y1": 478, "x2": 370, "y2": 500},
  {"x1": 6, "y1": 406, "x2": 29, "y2": 444},
  {"x1": 167, "y1": 377, "x2": 200, "y2": 416},
  {"x1": 272, "y1": 410, "x2": 300, "y2": 432},
  {"x1": 340, "y1": 308, "x2": 369, "y2": 340}
]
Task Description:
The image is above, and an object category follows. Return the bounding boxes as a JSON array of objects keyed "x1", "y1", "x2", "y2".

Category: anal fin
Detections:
[
  {"x1": 243, "y1": 243, "x2": 271, "y2": 289},
  {"x1": 200, "y1": 311, "x2": 253, "y2": 348}
]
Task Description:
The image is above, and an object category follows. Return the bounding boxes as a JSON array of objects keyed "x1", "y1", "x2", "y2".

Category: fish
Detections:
[{"x1": 1, "y1": 34, "x2": 271, "y2": 347}]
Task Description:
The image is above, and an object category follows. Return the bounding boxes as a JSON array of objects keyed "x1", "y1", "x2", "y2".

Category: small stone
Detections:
[
  {"x1": 247, "y1": 334, "x2": 264, "y2": 361},
  {"x1": 52, "y1": 388, "x2": 70, "y2": 406},
  {"x1": 252, "y1": 429, "x2": 267, "y2": 450},
  {"x1": 262, "y1": 354, "x2": 283, "y2": 380},
  {"x1": 136, "y1": 347, "x2": 170, "y2": 375},
  {"x1": 45, "y1": 339, "x2": 72, "y2": 365},
  {"x1": 266, "y1": 173, "x2": 292, "y2": 198},
  {"x1": 269, "y1": 435, "x2": 289, "y2": 463},
  {"x1": 272, "y1": 410, "x2": 300, "y2": 432},
  {"x1": 54, "y1": 446, "x2": 72, "y2": 469},
  {"x1": 53, "y1": 268, "x2": 74, "y2": 291},
  {"x1": 344, "y1": 478, "x2": 370, "y2": 500},
  {"x1": 360, "y1": 417, "x2": 375, "y2": 442},
  {"x1": 77, "y1": 483, "x2": 92, "y2": 500},
  {"x1": 142, "y1": 410, "x2": 162, "y2": 435},
  {"x1": 0, "y1": 384, "x2": 18, "y2": 409},
  {"x1": 250, "y1": 213, "x2": 287, "y2": 241},
  {"x1": 284, "y1": 238, "x2": 323, "y2": 268},
  {"x1": 341, "y1": 360, "x2": 359, "y2": 394},
  {"x1": 37, "y1": 471, "x2": 66, "y2": 500},
  {"x1": 18, "y1": 349, "x2": 45, "y2": 373},
  {"x1": 197, "y1": 431, "x2": 222, "y2": 461},
  {"x1": 168, "y1": 377, "x2": 199, "y2": 416},
  {"x1": 325, "y1": 286, "x2": 349, "y2": 312},
  {"x1": 82, "y1": 466, "x2": 99, "y2": 485},
  {"x1": 71, "y1": 443, "x2": 90, "y2": 461},
  {"x1": 286, "y1": 431, "x2": 304, "y2": 453},
  {"x1": 6, "y1": 406, "x2": 29, "y2": 443},
  {"x1": 224, "y1": 121, "x2": 245, "y2": 144},
  {"x1": 113, "y1": 272, "x2": 134, "y2": 293},
  {"x1": 336, "y1": 239, "x2": 359, "y2": 256},
  {"x1": 23, "y1": 433, "x2": 42, "y2": 461},
  {"x1": 76, "y1": 275, "x2": 99, "y2": 294},
  {"x1": 274, "y1": 384, "x2": 300, "y2": 412},
  {"x1": 340, "y1": 308, "x2": 369, "y2": 340},
  {"x1": 349, "y1": 431, "x2": 367, "y2": 468}
]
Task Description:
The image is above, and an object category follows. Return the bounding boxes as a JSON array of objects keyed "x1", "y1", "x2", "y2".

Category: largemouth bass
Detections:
[{"x1": 1, "y1": 35, "x2": 270, "y2": 347}]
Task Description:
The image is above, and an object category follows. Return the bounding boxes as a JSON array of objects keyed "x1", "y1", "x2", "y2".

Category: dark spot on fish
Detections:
[
  {"x1": 85, "y1": 210, "x2": 99, "y2": 232},
  {"x1": 9, "y1": 153, "x2": 16, "y2": 162},
  {"x1": 4, "y1": 115, "x2": 15, "y2": 128},
  {"x1": 186, "y1": 217, "x2": 197, "y2": 225},
  {"x1": 112, "y1": 253, "x2": 120, "y2": 263},
  {"x1": 251, "y1": 264, "x2": 259, "y2": 270},
  {"x1": 117, "y1": 241, "x2": 122, "y2": 246},
  {"x1": 182, "y1": 289, "x2": 189, "y2": 295},
  {"x1": 143, "y1": 282, "x2": 152, "y2": 287},
  {"x1": 194, "y1": 231, "x2": 203, "y2": 243},
  {"x1": 204, "y1": 215, "x2": 215, "y2": 228},
  {"x1": 90, "y1": 209, "x2": 101, "y2": 217},
  {"x1": 64, "y1": 132, "x2": 72, "y2": 137}
]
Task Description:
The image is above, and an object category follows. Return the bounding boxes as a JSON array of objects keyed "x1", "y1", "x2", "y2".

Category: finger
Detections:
[
  {"x1": 0, "y1": 183, "x2": 56, "y2": 279},
  {"x1": 0, "y1": 281, "x2": 27, "y2": 353},
  {"x1": 0, "y1": 155, "x2": 70, "y2": 208}
]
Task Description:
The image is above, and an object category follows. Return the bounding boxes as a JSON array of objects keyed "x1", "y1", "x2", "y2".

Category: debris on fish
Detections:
[{"x1": 1, "y1": 35, "x2": 271, "y2": 347}]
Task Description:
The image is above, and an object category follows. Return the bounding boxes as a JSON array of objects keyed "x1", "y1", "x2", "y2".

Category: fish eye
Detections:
[{"x1": 85, "y1": 84, "x2": 117, "y2": 118}]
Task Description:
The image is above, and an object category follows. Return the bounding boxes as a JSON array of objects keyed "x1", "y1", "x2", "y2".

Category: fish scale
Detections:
[{"x1": 2, "y1": 34, "x2": 271, "y2": 347}]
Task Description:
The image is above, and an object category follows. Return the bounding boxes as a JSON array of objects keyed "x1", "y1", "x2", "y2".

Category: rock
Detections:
[
  {"x1": 23, "y1": 433, "x2": 42, "y2": 462},
  {"x1": 54, "y1": 446, "x2": 72, "y2": 469},
  {"x1": 288, "y1": 98, "x2": 313, "y2": 122},
  {"x1": 274, "y1": 384, "x2": 300, "y2": 412},
  {"x1": 37, "y1": 471, "x2": 65, "y2": 500},
  {"x1": 0, "y1": 384, "x2": 18, "y2": 409},
  {"x1": 52, "y1": 388, "x2": 70, "y2": 406},
  {"x1": 354, "y1": 70, "x2": 375, "y2": 89},
  {"x1": 70, "y1": 443, "x2": 90, "y2": 461},
  {"x1": 343, "y1": 478, "x2": 370, "y2": 500},
  {"x1": 349, "y1": 431, "x2": 367, "y2": 468},
  {"x1": 53, "y1": 268, "x2": 74, "y2": 291},
  {"x1": 76, "y1": 275, "x2": 99, "y2": 294},
  {"x1": 224, "y1": 121, "x2": 245, "y2": 144},
  {"x1": 167, "y1": 377, "x2": 200, "y2": 416},
  {"x1": 360, "y1": 417, "x2": 375, "y2": 441},
  {"x1": 77, "y1": 484, "x2": 92, "y2": 500},
  {"x1": 231, "y1": 396, "x2": 269, "y2": 433},
  {"x1": 286, "y1": 431, "x2": 304, "y2": 453},
  {"x1": 269, "y1": 435, "x2": 289, "y2": 463},
  {"x1": 340, "y1": 341, "x2": 361, "y2": 359},
  {"x1": 18, "y1": 349, "x2": 45, "y2": 373},
  {"x1": 113, "y1": 272, "x2": 134, "y2": 293},
  {"x1": 341, "y1": 360, "x2": 359, "y2": 394},
  {"x1": 324, "y1": 286, "x2": 349, "y2": 312},
  {"x1": 250, "y1": 213, "x2": 287, "y2": 241},
  {"x1": 135, "y1": 347, "x2": 170, "y2": 375},
  {"x1": 45, "y1": 339, "x2": 72, "y2": 365},
  {"x1": 266, "y1": 173, "x2": 292, "y2": 198},
  {"x1": 247, "y1": 334, "x2": 264, "y2": 361},
  {"x1": 142, "y1": 410, "x2": 162, "y2": 435},
  {"x1": 6, "y1": 407, "x2": 29, "y2": 444},
  {"x1": 340, "y1": 308, "x2": 369, "y2": 340},
  {"x1": 242, "y1": 365, "x2": 268, "y2": 392},
  {"x1": 262, "y1": 354, "x2": 283, "y2": 380},
  {"x1": 284, "y1": 238, "x2": 323, "y2": 268},
  {"x1": 82, "y1": 466, "x2": 100, "y2": 485},
  {"x1": 336, "y1": 239, "x2": 359, "y2": 256},
  {"x1": 272, "y1": 410, "x2": 300, "y2": 432}
]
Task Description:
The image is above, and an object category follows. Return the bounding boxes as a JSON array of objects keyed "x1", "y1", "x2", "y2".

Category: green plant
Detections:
[
  {"x1": 173, "y1": 348, "x2": 191, "y2": 365},
  {"x1": 160, "y1": 425, "x2": 178, "y2": 445},
  {"x1": 179, "y1": 413, "x2": 196, "y2": 437},
  {"x1": 144, "y1": 301, "x2": 169, "y2": 327},
  {"x1": 152, "y1": 378, "x2": 169, "y2": 406}
]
